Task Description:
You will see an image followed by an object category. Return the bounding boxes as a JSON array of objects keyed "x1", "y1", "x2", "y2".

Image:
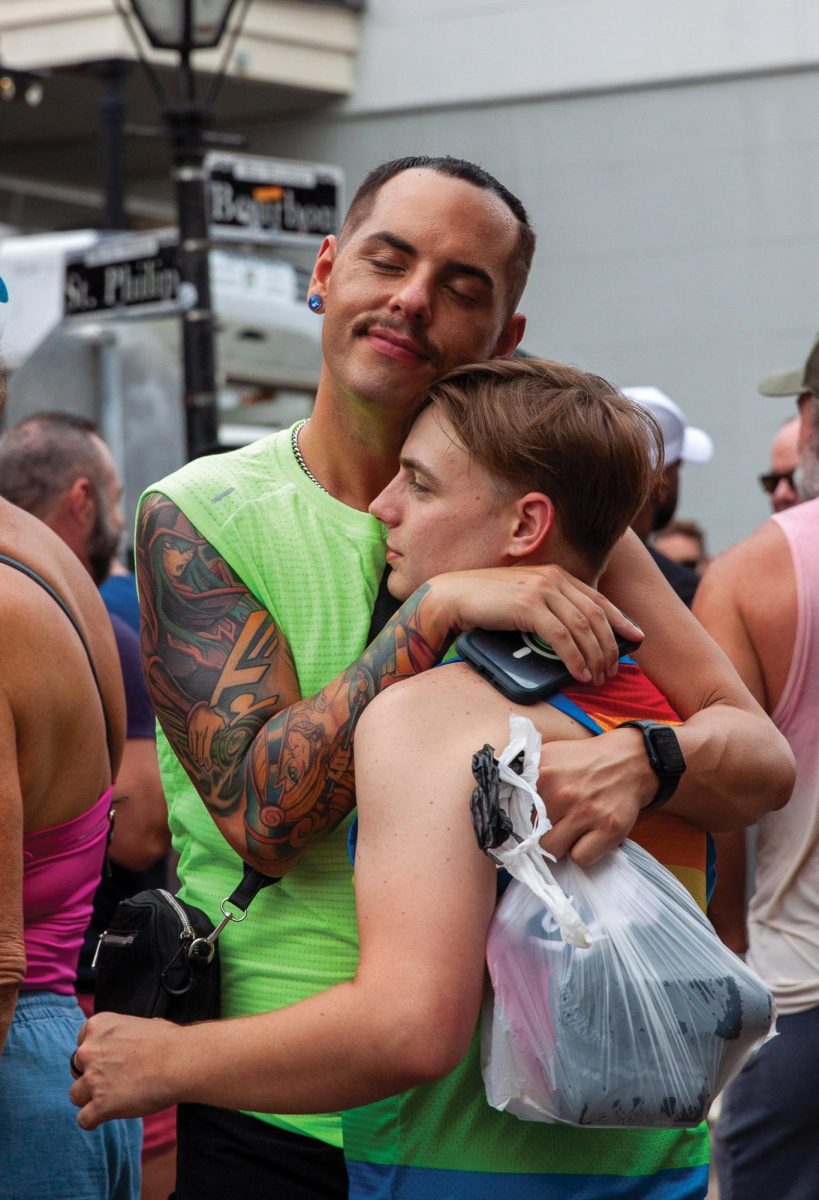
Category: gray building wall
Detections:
[{"x1": 246, "y1": 66, "x2": 819, "y2": 553}]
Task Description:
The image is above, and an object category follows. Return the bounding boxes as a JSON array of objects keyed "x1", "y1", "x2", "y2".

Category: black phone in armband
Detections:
[{"x1": 455, "y1": 627, "x2": 641, "y2": 705}]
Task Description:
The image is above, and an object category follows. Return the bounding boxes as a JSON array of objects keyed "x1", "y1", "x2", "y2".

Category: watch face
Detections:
[{"x1": 652, "y1": 725, "x2": 686, "y2": 775}]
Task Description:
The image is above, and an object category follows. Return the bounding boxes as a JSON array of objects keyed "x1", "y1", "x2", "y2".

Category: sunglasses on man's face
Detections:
[{"x1": 759, "y1": 471, "x2": 795, "y2": 495}]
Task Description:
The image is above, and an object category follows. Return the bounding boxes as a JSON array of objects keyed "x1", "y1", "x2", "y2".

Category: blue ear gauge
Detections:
[{"x1": 308, "y1": 294, "x2": 323, "y2": 312}]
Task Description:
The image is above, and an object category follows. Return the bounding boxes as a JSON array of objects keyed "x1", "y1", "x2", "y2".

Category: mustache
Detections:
[{"x1": 352, "y1": 315, "x2": 439, "y2": 367}]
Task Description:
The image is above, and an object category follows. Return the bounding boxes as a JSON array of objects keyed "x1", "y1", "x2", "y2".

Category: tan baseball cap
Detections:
[{"x1": 757, "y1": 332, "x2": 819, "y2": 397}]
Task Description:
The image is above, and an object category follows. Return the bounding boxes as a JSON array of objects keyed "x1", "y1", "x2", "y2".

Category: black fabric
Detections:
[
  {"x1": 231, "y1": 862, "x2": 276, "y2": 909},
  {"x1": 93, "y1": 889, "x2": 221, "y2": 1025},
  {"x1": 173, "y1": 1104, "x2": 348, "y2": 1200},
  {"x1": 77, "y1": 857, "x2": 167, "y2": 994},
  {"x1": 366, "y1": 564, "x2": 401, "y2": 645},
  {"x1": 0, "y1": 552, "x2": 115, "y2": 769},
  {"x1": 647, "y1": 545, "x2": 700, "y2": 608}
]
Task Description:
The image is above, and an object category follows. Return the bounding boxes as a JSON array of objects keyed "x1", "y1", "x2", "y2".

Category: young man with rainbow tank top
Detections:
[{"x1": 71, "y1": 159, "x2": 792, "y2": 1198}]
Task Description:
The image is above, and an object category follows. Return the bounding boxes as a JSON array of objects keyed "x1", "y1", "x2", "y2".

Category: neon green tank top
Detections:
[{"x1": 143, "y1": 427, "x2": 386, "y2": 1145}]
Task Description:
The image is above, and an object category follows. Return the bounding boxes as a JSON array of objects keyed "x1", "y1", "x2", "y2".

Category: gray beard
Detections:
[{"x1": 794, "y1": 436, "x2": 819, "y2": 501}]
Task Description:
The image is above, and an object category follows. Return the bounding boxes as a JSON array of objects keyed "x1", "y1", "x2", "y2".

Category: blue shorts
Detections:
[
  {"x1": 0, "y1": 991, "x2": 142, "y2": 1200},
  {"x1": 712, "y1": 1004, "x2": 819, "y2": 1200}
]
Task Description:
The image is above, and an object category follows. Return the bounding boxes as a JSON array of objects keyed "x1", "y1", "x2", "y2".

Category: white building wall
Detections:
[
  {"x1": 247, "y1": 0, "x2": 819, "y2": 552},
  {"x1": 345, "y1": 0, "x2": 819, "y2": 113}
]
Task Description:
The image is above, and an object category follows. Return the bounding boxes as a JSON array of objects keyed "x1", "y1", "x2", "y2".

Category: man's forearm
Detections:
[
  {"x1": 74, "y1": 971, "x2": 475, "y2": 1129},
  {"x1": 218, "y1": 584, "x2": 445, "y2": 871},
  {"x1": 664, "y1": 706, "x2": 793, "y2": 830}
]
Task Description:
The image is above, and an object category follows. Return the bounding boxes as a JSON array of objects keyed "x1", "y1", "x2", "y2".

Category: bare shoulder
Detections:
[
  {"x1": 697, "y1": 520, "x2": 792, "y2": 621},
  {"x1": 358, "y1": 661, "x2": 591, "y2": 756},
  {"x1": 0, "y1": 503, "x2": 114, "y2": 631},
  {"x1": 0, "y1": 501, "x2": 125, "y2": 735},
  {"x1": 694, "y1": 518, "x2": 795, "y2": 709}
]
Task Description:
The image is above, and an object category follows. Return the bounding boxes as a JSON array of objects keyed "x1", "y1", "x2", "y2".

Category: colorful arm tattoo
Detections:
[{"x1": 136, "y1": 492, "x2": 445, "y2": 869}]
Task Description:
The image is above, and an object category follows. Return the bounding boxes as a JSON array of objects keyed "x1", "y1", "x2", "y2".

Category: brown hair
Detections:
[
  {"x1": 0, "y1": 411, "x2": 103, "y2": 517},
  {"x1": 653, "y1": 517, "x2": 707, "y2": 553},
  {"x1": 423, "y1": 357, "x2": 663, "y2": 570},
  {"x1": 340, "y1": 156, "x2": 535, "y2": 315}
]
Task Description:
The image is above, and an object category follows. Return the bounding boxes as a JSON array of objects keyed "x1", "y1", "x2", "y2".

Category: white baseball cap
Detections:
[{"x1": 622, "y1": 386, "x2": 714, "y2": 467}]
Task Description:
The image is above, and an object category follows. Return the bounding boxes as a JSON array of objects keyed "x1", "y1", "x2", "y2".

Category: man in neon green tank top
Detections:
[{"x1": 72, "y1": 159, "x2": 792, "y2": 1196}]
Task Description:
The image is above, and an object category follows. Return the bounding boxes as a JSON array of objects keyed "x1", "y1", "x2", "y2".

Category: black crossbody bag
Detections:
[
  {"x1": 92, "y1": 867, "x2": 271, "y2": 1024},
  {"x1": 92, "y1": 562, "x2": 401, "y2": 1025}
]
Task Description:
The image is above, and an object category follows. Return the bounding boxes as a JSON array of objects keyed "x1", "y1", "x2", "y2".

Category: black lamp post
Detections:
[{"x1": 125, "y1": 0, "x2": 241, "y2": 460}]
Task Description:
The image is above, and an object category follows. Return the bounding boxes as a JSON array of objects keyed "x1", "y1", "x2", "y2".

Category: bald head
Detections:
[{"x1": 765, "y1": 416, "x2": 801, "y2": 513}]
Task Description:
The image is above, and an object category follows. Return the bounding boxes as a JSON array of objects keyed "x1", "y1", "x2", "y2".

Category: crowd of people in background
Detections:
[{"x1": 0, "y1": 155, "x2": 815, "y2": 1200}]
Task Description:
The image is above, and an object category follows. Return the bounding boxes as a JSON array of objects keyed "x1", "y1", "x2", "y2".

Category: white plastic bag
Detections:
[{"x1": 479, "y1": 717, "x2": 776, "y2": 1129}]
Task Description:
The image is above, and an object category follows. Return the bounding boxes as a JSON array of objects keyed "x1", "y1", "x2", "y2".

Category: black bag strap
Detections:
[
  {"x1": 219, "y1": 565, "x2": 400, "y2": 920},
  {"x1": 0, "y1": 553, "x2": 116, "y2": 772},
  {"x1": 229, "y1": 864, "x2": 277, "y2": 910}
]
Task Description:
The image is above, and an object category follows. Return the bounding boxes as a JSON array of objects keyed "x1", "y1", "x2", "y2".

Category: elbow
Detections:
[
  {"x1": 737, "y1": 722, "x2": 795, "y2": 824},
  {"x1": 373, "y1": 995, "x2": 478, "y2": 1090},
  {"x1": 110, "y1": 842, "x2": 166, "y2": 874},
  {"x1": 109, "y1": 824, "x2": 172, "y2": 873},
  {"x1": 244, "y1": 849, "x2": 301, "y2": 879}
]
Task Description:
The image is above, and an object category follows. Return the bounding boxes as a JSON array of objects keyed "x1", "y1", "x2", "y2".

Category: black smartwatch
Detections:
[{"x1": 618, "y1": 720, "x2": 686, "y2": 810}]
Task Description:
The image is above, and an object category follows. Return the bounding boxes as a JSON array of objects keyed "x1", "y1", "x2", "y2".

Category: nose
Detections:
[
  {"x1": 772, "y1": 477, "x2": 798, "y2": 511},
  {"x1": 389, "y1": 268, "x2": 433, "y2": 326},
  {"x1": 370, "y1": 476, "x2": 401, "y2": 526}
]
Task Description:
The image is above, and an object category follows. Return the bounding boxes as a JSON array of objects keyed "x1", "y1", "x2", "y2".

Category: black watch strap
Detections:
[{"x1": 619, "y1": 719, "x2": 686, "y2": 811}]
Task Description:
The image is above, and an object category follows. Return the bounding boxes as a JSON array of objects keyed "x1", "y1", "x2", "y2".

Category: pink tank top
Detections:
[
  {"x1": 22, "y1": 786, "x2": 114, "y2": 994},
  {"x1": 747, "y1": 498, "x2": 819, "y2": 1013}
]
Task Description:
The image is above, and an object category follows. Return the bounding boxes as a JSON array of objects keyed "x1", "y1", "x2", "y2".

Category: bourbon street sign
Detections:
[{"x1": 206, "y1": 152, "x2": 343, "y2": 247}]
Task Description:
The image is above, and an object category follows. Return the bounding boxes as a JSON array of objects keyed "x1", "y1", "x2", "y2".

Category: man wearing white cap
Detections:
[
  {"x1": 696, "y1": 334, "x2": 819, "y2": 1200},
  {"x1": 622, "y1": 386, "x2": 714, "y2": 606}
]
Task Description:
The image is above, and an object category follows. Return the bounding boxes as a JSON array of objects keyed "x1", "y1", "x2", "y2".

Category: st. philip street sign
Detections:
[{"x1": 64, "y1": 232, "x2": 180, "y2": 318}]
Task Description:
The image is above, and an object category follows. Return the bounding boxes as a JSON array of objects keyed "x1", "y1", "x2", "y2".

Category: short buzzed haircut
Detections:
[
  {"x1": 0, "y1": 411, "x2": 104, "y2": 518},
  {"x1": 423, "y1": 358, "x2": 663, "y2": 571},
  {"x1": 340, "y1": 156, "x2": 536, "y2": 314}
]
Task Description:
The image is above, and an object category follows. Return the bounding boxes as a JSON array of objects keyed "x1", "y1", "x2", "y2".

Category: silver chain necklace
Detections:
[{"x1": 291, "y1": 419, "x2": 329, "y2": 495}]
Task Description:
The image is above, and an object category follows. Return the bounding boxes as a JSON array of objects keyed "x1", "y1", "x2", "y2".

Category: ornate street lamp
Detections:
[
  {"x1": 129, "y1": 2, "x2": 239, "y2": 52},
  {"x1": 119, "y1": 0, "x2": 247, "y2": 459}
]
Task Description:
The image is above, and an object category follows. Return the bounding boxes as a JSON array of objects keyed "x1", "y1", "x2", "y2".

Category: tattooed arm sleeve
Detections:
[{"x1": 136, "y1": 492, "x2": 449, "y2": 873}]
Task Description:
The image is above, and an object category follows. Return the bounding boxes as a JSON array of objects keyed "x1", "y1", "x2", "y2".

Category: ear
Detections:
[
  {"x1": 308, "y1": 235, "x2": 338, "y2": 306},
  {"x1": 64, "y1": 476, "x2": 96, "y2": 537},
  {"x1": 504, "y1": 492, "x2": 555, "y2": 560},
  {"x1": 490, "y1": 312, "x2": 526, "y2": 359}
]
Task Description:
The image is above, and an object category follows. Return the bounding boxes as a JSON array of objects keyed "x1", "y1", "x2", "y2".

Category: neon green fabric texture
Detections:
[{"x1": 144, "y1": 427, "x2": 385, "y2": 1145}]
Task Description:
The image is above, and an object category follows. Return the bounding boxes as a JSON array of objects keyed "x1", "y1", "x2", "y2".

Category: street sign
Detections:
[
  {"x1": 206, "y1": 152, "x2": 343, "y2": 247},
  {"x1": 64, "y1": 232, "x2": 181, "y2": 318}
]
